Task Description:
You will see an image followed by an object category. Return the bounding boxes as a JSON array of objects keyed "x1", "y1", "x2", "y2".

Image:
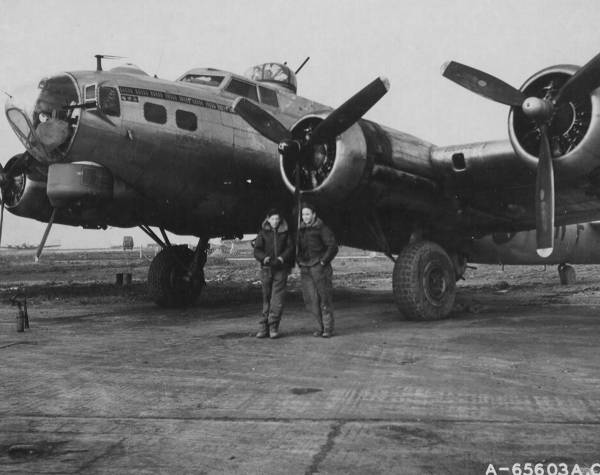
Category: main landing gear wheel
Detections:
[
  {"x1": 148, "y1": 246, "x2": 204, "y2": 307},
  {"x1": 392, "y1": 241, "x2": 456, "y2": 321}
]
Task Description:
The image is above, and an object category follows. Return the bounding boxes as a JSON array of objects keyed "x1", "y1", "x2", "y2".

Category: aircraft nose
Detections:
[
  {"x1": 4, "y1": 74, "x2": 79, "y2": 163},
  {"x1": 36, "y1": 118, "x2": 70, "y2": 151}
]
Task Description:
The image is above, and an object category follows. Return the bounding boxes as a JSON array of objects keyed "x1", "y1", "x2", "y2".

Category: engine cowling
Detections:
[
  {"x1": 509, "y1": 64, "x2": 600, "y2": 180},
  {"x1": 3, "y1": 172, "x2": 54, "y2": 222},
  {"x1": 280, "y1": 114, "x2": 368, "y2": 203}
]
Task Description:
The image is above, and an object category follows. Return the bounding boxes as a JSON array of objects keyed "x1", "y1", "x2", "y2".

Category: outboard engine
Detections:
[{"x1": 508, "y1": 64, "x2": 600, "y2": 181}]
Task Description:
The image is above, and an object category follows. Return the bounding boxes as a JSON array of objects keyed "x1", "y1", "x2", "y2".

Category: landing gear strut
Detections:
[
  {"x1": 141, "y1": 226, "x2": 208, "y2": 308},
  {"x1": 392, "y1": 241, "x2": 456, "y2": 320}
]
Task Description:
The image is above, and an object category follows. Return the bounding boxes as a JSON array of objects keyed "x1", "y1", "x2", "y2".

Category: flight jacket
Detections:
[
  {"x1": 297, "y1": 217, "x2": 338, "y2": 267},
  {"x1": 253, "y1": 218, "x2": 294, "y2": 268}
]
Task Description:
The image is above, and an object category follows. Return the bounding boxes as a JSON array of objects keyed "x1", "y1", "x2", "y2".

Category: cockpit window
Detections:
[
  {"x1": 259, "y1": 86, "x2": 278, "y2": 107},
  {"x1": 180, "y1": 74, "x2": 224, "y2": 87},
  {"x1": 225, "y1": 78, "x2": 259, "y2": 102}
]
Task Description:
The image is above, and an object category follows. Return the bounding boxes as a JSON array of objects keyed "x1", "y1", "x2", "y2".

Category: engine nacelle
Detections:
[
  {"x1": 280, "y1": 113, "x2": 437, "y2": 209},
  {"x1": 3, "y1": 173, "x2": 54, "y2": 222},
  {"x1": 509, "y1": 64, "x2": 600, "y2": 181},
  {"x1": 280, "y1": 114, "x2": 368, "y2": 203}
]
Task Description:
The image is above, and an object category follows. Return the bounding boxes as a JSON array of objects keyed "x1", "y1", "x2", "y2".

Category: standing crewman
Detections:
[
  {"x1": 253, "y1": 208, "x2": 294, "y2": 339},
  {"x1": 297, "y1": 203, "x2": 338, "y2": 338}
]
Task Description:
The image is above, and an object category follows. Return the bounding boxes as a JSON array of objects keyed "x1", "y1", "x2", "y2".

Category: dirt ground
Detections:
[{"x1": 1, "y1": 248, "x2": 599, "y2": 474}]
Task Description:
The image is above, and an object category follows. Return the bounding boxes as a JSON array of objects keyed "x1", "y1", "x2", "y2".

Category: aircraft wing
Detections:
[{"x1": 429, "y1": 140, "x2": 600, "y2": 234}]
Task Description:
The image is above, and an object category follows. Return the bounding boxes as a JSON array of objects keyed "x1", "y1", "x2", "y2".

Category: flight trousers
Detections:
[
  {"x1": 260, "y1": 266, "x2": 288, "y2": 325},
  {"x1": 300, "y1": 263, "x2": 334, "y2": 332}
]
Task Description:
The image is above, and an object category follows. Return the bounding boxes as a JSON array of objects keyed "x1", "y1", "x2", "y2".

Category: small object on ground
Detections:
[{"x1": 10, "y1": 292, "x2": 29, "y2": 332}]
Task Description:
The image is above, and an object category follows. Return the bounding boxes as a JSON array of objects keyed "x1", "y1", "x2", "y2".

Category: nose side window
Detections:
[
  {"x1": 84, "y1": 84, "x2": 97, "y2": 108},
  {"x1": 99, "y1": 86, "x2": 120, "y2": 117}
]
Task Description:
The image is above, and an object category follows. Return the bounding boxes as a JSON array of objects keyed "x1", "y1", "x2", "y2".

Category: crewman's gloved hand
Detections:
[{"x1": 263, "y1": 256, "x2": 271, "y2": 265}]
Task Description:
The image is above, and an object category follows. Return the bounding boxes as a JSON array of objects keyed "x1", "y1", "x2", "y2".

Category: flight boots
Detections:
[
  {"x1": 256, "y1": 322, "x2": 268, "y2": 338},
  {"x1": 269, "y1": 322, "x2": 280, "y2": 339}
]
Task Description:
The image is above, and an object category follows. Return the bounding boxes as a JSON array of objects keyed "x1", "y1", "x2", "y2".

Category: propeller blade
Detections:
[
  {"x1": 233, "y1": 97, "x2": 292, "y2": 144},
  {"x1": 555, "y1": 51, "x2": 600, "y2": 104},
  {"x1": 309, "y1": 76, "x2": 390, "y2": 145},
  {"x1": 442, "y1": 61, "x2": 525, "y2": 107},
  {"x1": 535, "y1": 125, "x2": 555, "y2": 257}
]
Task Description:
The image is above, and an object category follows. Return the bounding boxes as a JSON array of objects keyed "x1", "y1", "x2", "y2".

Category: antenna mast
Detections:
[{"x1": 294, "y1": 56, "x2": 310, "y2": 75}]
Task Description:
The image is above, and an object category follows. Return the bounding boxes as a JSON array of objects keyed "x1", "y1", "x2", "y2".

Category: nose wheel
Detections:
[
  {"x1": 147, "y1": 245, "x2": 205, "y2": 308},
  {"x1": 140, "y1": 226, "x2": 208, "y2": 308}
]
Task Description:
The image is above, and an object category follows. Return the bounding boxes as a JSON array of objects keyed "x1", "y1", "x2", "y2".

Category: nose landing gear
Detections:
[{"x1": 141, "y1": 226, "x2": 207, "y2": 308}]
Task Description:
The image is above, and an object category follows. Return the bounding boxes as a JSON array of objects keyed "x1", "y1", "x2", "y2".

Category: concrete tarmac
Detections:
[{"x1": 1, "y1": 282, "x2": 600, "y2": 474}]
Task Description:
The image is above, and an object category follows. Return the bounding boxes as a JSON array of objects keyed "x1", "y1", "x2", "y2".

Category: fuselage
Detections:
[
  {"x1": 7, "y1": 61, "x2": 600, "y2": 260},
  {"x1": 4, "y1": 62, "x2": 437, "y2": 246}
]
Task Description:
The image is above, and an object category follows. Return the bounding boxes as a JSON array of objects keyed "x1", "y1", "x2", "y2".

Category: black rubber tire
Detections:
[
  {"x1": 147, "y1": 246, "x2": 204, "y2": 308},
  {"x1": 392, "y1": 241, "x2": 456, "y2": 321}
]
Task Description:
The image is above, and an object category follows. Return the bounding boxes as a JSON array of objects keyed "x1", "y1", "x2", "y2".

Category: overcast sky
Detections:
[{"x1": 1, "y1": 0, "x2": 600, "y2": 248}]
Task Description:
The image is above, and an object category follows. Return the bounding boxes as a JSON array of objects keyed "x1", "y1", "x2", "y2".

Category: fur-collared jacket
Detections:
[
  {"x1": 253, "y1": 218, "x2": 294, "y2": 268},
  {"x1": 297, "y1": 217, "x2": 338, "y2": 267}
]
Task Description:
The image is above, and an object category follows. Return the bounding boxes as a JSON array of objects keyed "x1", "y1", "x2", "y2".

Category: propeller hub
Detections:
[
  {"x1": 278, "y1": 139, "x2": 302, "y2": 155},
  {"x1": 522, "y1": 97, "x2": 554, "y2": 123}
]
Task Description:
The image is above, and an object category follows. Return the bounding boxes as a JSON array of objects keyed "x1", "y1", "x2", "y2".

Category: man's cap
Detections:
[
  {"x1": 266, "y1": 207, "x2": 281, "y2": 217},
  {"x1": 300, "y1": 202, "x2": 316, "y2": 213}
]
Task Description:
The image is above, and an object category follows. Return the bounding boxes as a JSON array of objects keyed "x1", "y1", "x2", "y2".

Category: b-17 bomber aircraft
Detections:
[{"x1": 3, "y1": 53, "x2": 600, "y2": 321}]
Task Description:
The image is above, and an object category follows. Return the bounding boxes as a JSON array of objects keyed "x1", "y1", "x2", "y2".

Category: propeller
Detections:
[
  {"x1": 232, "y1": 98, "x2": 291, "y2": 144},
  {"x1": 234, "y1": 77, "x2": 389, "y2": 260},
  {"x1": 442, "y1": 56, "x2": 600, "y2": 257},
  {"x1": 308, "y1": 77, "x2": 390, "y2": 145},
  {"x1": 233, "y1": 76, "x2": 389, "y2": 152},
  {"x1": 0, "y1": 153, "x2": 32, "y2": 245},
  {"x1": 441, "y1": 61, "x2": 525, "y2": 106}
]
